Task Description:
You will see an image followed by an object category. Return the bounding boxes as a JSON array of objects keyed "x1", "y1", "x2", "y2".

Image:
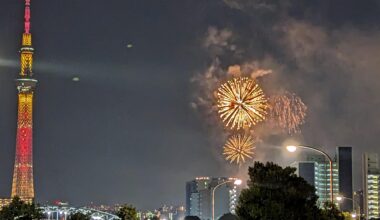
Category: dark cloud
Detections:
[{"x1": 223, "y1": 0, "x2": 288, "y2": 11}]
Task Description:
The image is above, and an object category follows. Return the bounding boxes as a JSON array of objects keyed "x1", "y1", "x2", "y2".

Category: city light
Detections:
[
  {"x1": 234, "y1": 179, "x2": 242, "y2": 185},
  {"x1": 286, "y1": 145, "x2": 297, "y2": 153}
]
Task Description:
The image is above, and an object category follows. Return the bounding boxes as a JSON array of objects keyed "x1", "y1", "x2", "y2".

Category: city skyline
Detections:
[{"x1": 0, "y1": 0, "x2": 379, "y2": 210}]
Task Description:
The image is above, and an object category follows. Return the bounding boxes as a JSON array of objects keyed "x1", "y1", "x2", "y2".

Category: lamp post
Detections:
[
  {"x1": 212, "y1": 179, "x2": 242, "y2": 220},
  {"x1": 336, "y1": 195, "x2": 360, "y2": 219},
  {"x1": 286, "y1": 145, "x2": 334, "y2": 202}
]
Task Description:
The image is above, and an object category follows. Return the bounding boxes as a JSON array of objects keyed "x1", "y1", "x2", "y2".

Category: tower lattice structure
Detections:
[{"x1": 11, "y1": 0, "x2": 37, "y2": 200}]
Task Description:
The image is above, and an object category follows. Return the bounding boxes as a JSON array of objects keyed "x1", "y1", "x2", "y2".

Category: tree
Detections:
[
  {"x1": 184, "y1": 216, "x2": 201, "y2": 220},
  {"x1": 68, "y1": 212, "x2": 91, "y2": 220},
  {"x1": 342, "y1": 212, "x2": 354, "y2": 220},
  {"x1": 117, "y1": 204, "x2": 138, "y2": 220},
  {"x1": 236, "y1": 162, "x2": 324, "y2": 220},
  {"x1": 218, "y1": 213, "x2": 238, "y2": 220},
  {"x1": 320, "y1": 201, "x2": 345, "y2": 220},
  {"x1": 0, "y1": 197, "x2": 43, "y2": 220}
]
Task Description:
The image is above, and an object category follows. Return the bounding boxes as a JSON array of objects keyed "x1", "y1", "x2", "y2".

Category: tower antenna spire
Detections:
[
  {"x1": 24, "y1": 0, "x2": 31, "y2": 34},
  {"x1": 20, "y1": 0, "x2": 33, "y2": 77}
]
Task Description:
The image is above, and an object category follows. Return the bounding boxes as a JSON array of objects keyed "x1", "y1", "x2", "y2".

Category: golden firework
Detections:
[
  {"x1": 217, "y1": 77, "x2": 268, "y2": 130},
  {"x1": 269, "y1": 92, "x2": 307, "y2": 134},
  {"x1": 223, "y1": 134, "x2": 255, "y2": 165}
]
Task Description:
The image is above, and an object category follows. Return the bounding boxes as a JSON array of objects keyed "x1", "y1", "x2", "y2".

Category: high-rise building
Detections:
[
  {"x1": 336, "y1": 146, "x2": 353, "y2": 211},
  {"x1": 291, "y1": 155, "x2": 339, "y2": 206},
  {"x1": 136, "y1": 205, "x2": 185, "y2": 220},
  {"x1": 11, "y1": 0, "x2": 36, "y2": 201},
  {"x1": 291, "y1": 146, "x2": 353, "y2": 209},
  {"x1": 186, "y1": 177, "x2": 210, "y2": 218},
  {"x1": 186, "y1": 177, "x2": 240, "y2": 220},
  {"x1": 156, "y1": 205, "x2": 186, "y2": 220},
  {"x1": 291, "y1": 161, "x2": 315, "y2": 186},
  {"x1": 363, "y1": 153, "x2": 380, "y2": 219},
  {"x1": 353, "y1": 190, "x2": 364, "y2": 219},
  {"x1": 172, "y1": 206, "x2": 186, "y2": 220}
]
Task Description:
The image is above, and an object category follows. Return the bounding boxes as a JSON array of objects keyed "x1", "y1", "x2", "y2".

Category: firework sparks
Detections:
[
  {"x1": 217, "y1": 77, "x2": 268, "y2": 130},
  {"x1": 269, "y1": 92, "x2": 307, "y2": 134},
  {"x1": 223, "y1": 134, "x2": 255, "y2": 165}
]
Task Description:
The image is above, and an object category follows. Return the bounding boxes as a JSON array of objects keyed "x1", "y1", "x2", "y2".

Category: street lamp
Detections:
[
  {"x1": 336, "y1": 195, "x2": 360, "y2": 219},
  {"x1": 286, "y1": 145, "x2": 334, "y2": 202},
  {"x1": 212, "y1": 179, "x2": 242, "y2": 220}
]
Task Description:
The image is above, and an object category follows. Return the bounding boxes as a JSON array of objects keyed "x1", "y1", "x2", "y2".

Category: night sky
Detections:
[{"x1": 0, "y1": 0, "x2": 380, "y2": 210}]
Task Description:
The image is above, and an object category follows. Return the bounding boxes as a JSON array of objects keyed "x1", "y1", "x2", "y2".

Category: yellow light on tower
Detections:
[{"x1": 22, "y1": 33, "x2": 32, "y2": 46}]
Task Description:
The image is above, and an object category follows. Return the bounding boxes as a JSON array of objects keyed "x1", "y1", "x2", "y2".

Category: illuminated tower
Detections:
[{"x1": 11, "y1": 0, "x2": 36, "y2": 200}]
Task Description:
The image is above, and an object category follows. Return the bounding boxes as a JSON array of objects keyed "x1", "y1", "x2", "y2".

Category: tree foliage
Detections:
[
  {"x1": 236, "y1": 161, "x2": 342, "y2": 220},
  {"x1": 321, "y1": 201, "x2": 345, "y2": 220},
  {"x1": 68, "y1": 212, "x2": 91, "y2": 220},
  {"x1": 184, "y1": 216, "x2": 201, "y2": 220},
  {"x1": 117, "y1": 204, "x2": 139, "y2": 220},
  {"x1": 0, "y1": 197, "x2": 43, "y2": 220},
  {"x1": 219, "y1": 213, "x2": 238, "y2": 220}
]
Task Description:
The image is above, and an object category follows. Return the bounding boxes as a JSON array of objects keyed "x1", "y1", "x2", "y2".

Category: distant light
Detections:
[
  {"x1": 127, "y1": 44, "x2": 133, "y2": 48},
  {"x1": 72, "y1": 77, "x2": 80, "y2": 82},
  {"x1": 336, "y1": 196, "x2": 343, "y2": 202},
  {"x1": 286, "y1": 145, "x2": 297, "y2": 153},
  {"x1": 234, "y1": 179, "x2": 242, "y2": 185},
  {"x1": 351, "y1": 213, "x2": 357, "y2": 218}
]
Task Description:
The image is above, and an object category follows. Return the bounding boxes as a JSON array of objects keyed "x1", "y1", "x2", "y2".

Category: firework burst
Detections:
[
  {"x1": 223, "y1": 134, "x2": 255, "y2": 165},
  {"x1": 217, "y1": 77, "x2": 268, "y2": 130},
  {"x1": 269, "y1": 92, "x2": 307, "y2": 134}
]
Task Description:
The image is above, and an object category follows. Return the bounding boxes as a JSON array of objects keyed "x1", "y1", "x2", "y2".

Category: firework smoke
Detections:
[
  {"x1": 227, "y1": 65, "x2": 242, "y2": 77},
  {"x1": 190, "y1": 60, "x2": 224, "y2": 125}
]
